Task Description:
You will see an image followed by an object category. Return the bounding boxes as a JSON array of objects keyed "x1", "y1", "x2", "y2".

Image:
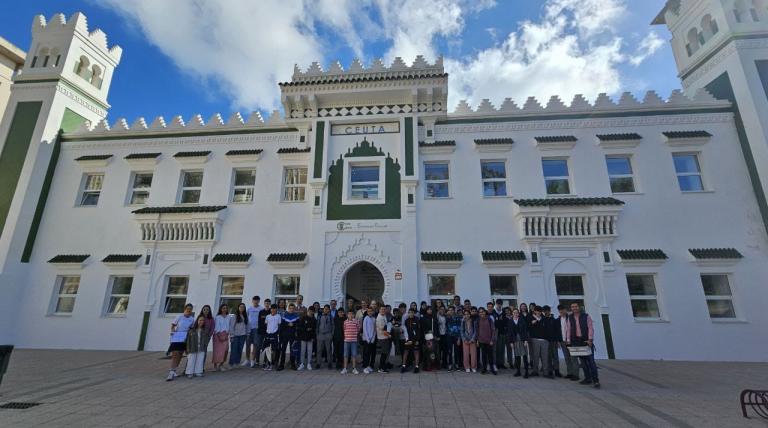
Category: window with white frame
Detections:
[
  {"x1": 218, "y1": 276, "x2": 245, "y2": 310},
  {"x1": 52, "y1": 276, "x2": 80, "y2": 314},
  {"x1": 232, "y1": 169, "x2": 256, "y2": 203},
  {"x1": 542, "y1": 158, "x2": 571, "y2": 195},
  {"x1": 349, "y1": 164, "x2": 381, "y2": 200},
  {"x1": 489, "y1": 275, "x2": 518, "y2": 308},
  {"x1": 606, "y1": 156, "x2": 636, "y2": 193},
  {"x1": 555, "y1": 275, "x2": 584, "y2": 308},
  {"x1": 428, "y1": 274, "x2": 455, "y2": 307},
  {"x1": 700, "y1": 274, "x2": 736, "y2": 319},
  {"x1": 129, "y1": 172, "x2": 153, "y2": 205},
  {"x1": 673, "y1": 153, "x2": 704, "y2": 192},
  {"x1": 163, "y1": 276, "x2": 189, "y2": 314},
  {"x1": 481, "y1": 160, "x2": 507, "y2": 197},
  {"x1": 105, "y1": 276, "x2": 133, "y2": 316},
  {"x1": 79, "y1": 173, "x2": 104, "y2": 206},
  {"x1": 626, "y1": 274, "x2": 660, "y2": 319},
  {"x1": 274, "y1": 274, "x2": 300, "y2": 304},
  {"x1": 179, "y1": 171, "x2": 203, "y2": 204},
  {"x1": 282, "y1": 167, "x2": 307, "y2": 202},
  {"x1": 424, "y1": 162, "x2": 450, "y2": 198}
]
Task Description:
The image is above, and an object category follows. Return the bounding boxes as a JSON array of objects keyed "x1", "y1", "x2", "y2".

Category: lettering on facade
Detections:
[{"x1": 331, "y1": 122, "x2": 400, "y2": 135}]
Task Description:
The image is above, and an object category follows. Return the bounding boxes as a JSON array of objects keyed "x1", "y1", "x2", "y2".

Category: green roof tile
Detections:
[
  {"x1": 48, "y1": 254, "x2": 89, "y2": 263},
  {"x1": 212, "y1": 253, "x2": 252, "y2": 263},
  {"x1": 75, "y1": 154, "x2": 112, "y2": 161},
  {"x1": 267, "y1": 253, "x2": 307, "y2": 262},
  {"x1": 421, "y1": 251, "x2": 463, "y2": 262},
  {"x1": 474, "y1": 138, "x2": 514, "y2": 145},
  {"x1": 688, "y1": 248, "x2": 743, "y2": 259},
  {"x1": 125, "y1": 152, "x2": 161, "y2": 159},
  {"x1": 663, "y1": 130, "x2": 712, "y2": 139},
  {"x1": 102, "y1": 254, "x2": 142, "y2": 263},
  {"x1": 616, "y1": 249, "x2": 668, "y2": 260},
  {"x1": 132, "y1": 206, "x2": 227, "y2": 214},
  {"x1": 513, "y1": 197, "x2": 624, "y2": 207},
  {"x1": 481, "y1": 250, "x2": 526, "y2": 261},
  {"x1": 173, "y1": 151, "x2": 211, "y2": 158},
  {"x1": 596, "y1": 133, "x2": 642, "y2": 141},
  {"x1": 276, "y1": 147, "x2": 311, "y2": 154}
]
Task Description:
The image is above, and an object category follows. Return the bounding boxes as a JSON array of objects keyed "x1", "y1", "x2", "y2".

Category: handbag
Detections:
[{"x1": 567, "y1": 345, "x2": 592, "y2": 357}]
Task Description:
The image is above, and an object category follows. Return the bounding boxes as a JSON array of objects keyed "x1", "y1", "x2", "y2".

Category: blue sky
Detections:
[{"x1": 2, "y1": 0, "x2": 680, "y2": 123}]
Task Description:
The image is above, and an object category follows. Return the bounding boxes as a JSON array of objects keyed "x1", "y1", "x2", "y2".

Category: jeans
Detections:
[
  {"x1": 446, "y1": 337, "x2": 460, "y2": 368},
  {"x1": 300, "y1": 340, "x2": 314, "y2": 366},
  {"x1": 278, "y1": 337, "x2": 295, "y2": 367},
  {"x1": 334, "y1": 339, "x2": 345, "y2": 368},
  {"x1": 479, "y1": 343, "x2": 494, "y2": 371},
  {"x1": 247, "y1": 329, "x2": 262, "y2": 362},
  {"x1": 229, "y1": 335, "x2": 247, "y2": 366},
  {"x1": 378, "y1": 338, "x2": 391, "y2": 369},
  {"x1": 572, "y1": 339, "x2": 599, "y2": 381},
  {"x1": 462, "y1": 341, "x2": 477, "y2": 369},
  {"x1": 529, "y1": 338, "x2": 550, "y2": 375},
  {"x1": 362, "y1": 340, "x2": 377, "y2": 368},
  {"x1": 343, "y1": 341, "x2": 358, "y2": 361}
]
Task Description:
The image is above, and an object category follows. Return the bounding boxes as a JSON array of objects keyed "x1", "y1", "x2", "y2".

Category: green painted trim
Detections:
[
  {"x1": 137, "y1": 311, "x2": 151, "y2": 351},
  {"x1": 313, "y1": 121, "x2": 325, "y2": 179},
  {"x1": 326, "y1": 142, "x2": 401, "y2": 220},
  {"x1": 344, "y1": 138, "x2": 385, "y2": 158},
  {"x1": 22, "y1": 108, "x2": 87, "y2": 263},
  {"x1": 0, "y1": 101, "x2": 43, "y2": 241},
  {"x1": 705, "y1": 72, "x2": 768, "y2": 235},
  {"x1": 756, "y1": 60, "x2": 768, "y2": 103},
  {"x1": 404, "y1": 117, "x2": 414, "y2": 176},
  {"x1": 63, "y1": 126, "x2": 298, "y2": 142},
  {"x1": 436, "y1": 106, "x2": 733, "y2": 125},
  {"x1": 680, "y1": 34, "x2": 768, "y2": 81},
  {"x1": 601, "y1": 314, "x2": 615, "y2": 360},
  {"x1": 14, "y1": 77, "x2": 110, "y2": 110}
]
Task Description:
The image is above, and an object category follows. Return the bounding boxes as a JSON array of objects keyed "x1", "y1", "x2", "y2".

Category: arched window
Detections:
[
  {"x1": 50, "y1": 48, "x2": 60, "y2": 67},
  {"x1": 753, "y1": 0, "x2": 766, "y2": 20},
  {"x1": 91, "y1": 65, "x2": 103, "y2": 88},
  {"x1": 734, "y1": 0, "x2": 750, "y2": 22},
  {"x1": 685, "y1": 28, "x2": 701, "y2": 56},
  {"x1": 700, "y1": 15, "x2": 718, "y2": 43},
  {"x1": 39, "y1": 47, "x2": 50, "y2": 68},
  {"x1": 74, "y1": 56, "x2": 90, "y2": 79}
]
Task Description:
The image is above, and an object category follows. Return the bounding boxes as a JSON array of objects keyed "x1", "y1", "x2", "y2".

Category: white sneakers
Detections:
[
  {"x1": 297, "y1": 364, "x2": 305, "y2": 371},
  {"x1": 471, "y1": 368, "x2": 477, "y2": 373},
  {"x1": 249, "y1": 361, "x2": 256, "y2": 368},
  {"x1": 241, "y1": 359, "x2": 250, "y2": 367},
  {"x1": 465, "y1": 368, "x2": 470, "y2": 373},
  {"x1": 340, "y1": 368, "x2": 348, "y2": 374},
  {"x1": 352, "y1": 368, "x2": 359, "y2": 375},
  {"x1": 307, "y1": 364, "x2": 313, "y2": 371},
  {"x1": 363, "y1": 367, "x2": 373, "y2": 374},
  {"x1": 166, "y1": 370, "x2": 176, "y2": 381}
]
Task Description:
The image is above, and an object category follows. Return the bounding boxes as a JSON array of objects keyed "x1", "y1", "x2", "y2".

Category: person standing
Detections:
[
  {"x1": 542, "y1": 305, "x2": 561, "y2": 377},
  {"x1": 446, "y1": 307, "x2": 462, "y2": 371},
  {"x1": 263, "y1": 305, "x2": 281, "y2": 371},
  {"x1": 278, "y1": 303, "x2": 299, "y2": 371},
  {"x1": 566, "y1": 303, "x2": 600, "y2": 388},
  {"x1": 556, "y1": 304, "x2": 579, "y2": 380},
  {"x1": 212, "y1": 304, "x2": 231, "y2": 372},
  {"x1": 361, "y1": 307, "x2": 377, "y2": 374},
  {"x1": 528, "y1": 305, "x2": 553, "y2": 378},
  {"x1": 494, "y1": 301, "x2": 508, "y2": 369},
  {"x1": 392, "y1": 304, "x2": 404, "y2": 362},
  {"x1": 165, "y1": 303, "x2": 196, "y2": 381},
  {"x1": 375, "y1": 306, "x2": 391, "y2": 373},
  {"x1": 460, "y1": 309, "x2": 477, "y2": 373},
  {"x1": 317, "y1": 305, "x2": 334, "y2": 370},
  {"x1": 184, "y1": 315, "x2": 211, "y2": 378},
  {"x1": 477, "y1": 308, "x2": 497, "y2": 375},
  {"x1": 400, "y1": 308, "x2": 422, "y2": 373},
  {"x1": 436, "y1": 306, "x2": 448, "y2": 370},
  {"x1": 229, "y1": 303, "x2": 248, "y2": 368},
  {"x1": 245, "y1": 296, "x2": 263, "y2": 368},
  {"x1": 295, "y1": 294, "x2": 306, "y2": 311},
  {"x1": 329, "y1": 300, "x2": 338, "y2": 318},
  {"x1": 297, "y1": 308, "x2": 317, "y2": 370},
  {"x1": 507, "y1": 308, "x2": 530, "y2": 378},
  {"x1": 199, "y1": 304, "x2": 215, "y2": 371},
  {"x1": 419, "y1": 306, "x2": 437, "y2": 370},
  {"x1": 342, "y1": 310, "x2": 360, "y2": 374},
  {"x1": 333, "y1": 308, "x2": 347, "y2": 370}
]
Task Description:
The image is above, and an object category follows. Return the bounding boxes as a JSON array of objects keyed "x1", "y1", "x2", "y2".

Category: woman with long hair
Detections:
[
  {"x1": 212, "y1": 304, "x2": 230, "y2": 371},
  {"x1": 199, "y1": 304, "x2": 215, "y2": 371},
  {"x1": 229, "y1": 303, "x2": 248, "y2": 367}
]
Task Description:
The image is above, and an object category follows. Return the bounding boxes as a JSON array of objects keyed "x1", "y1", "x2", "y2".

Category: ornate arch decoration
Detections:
[{"x1": 330, "y1": 233, "x2": 395, "y2": 304}]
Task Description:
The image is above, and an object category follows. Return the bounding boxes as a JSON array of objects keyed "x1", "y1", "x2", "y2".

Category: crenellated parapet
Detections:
[
  {"x1": 31, "y1": 12, "x2": 122, "y2": 64},
  {"x1": 446, "y1": 88, "x2": 730, "y2": 118},
  {"x1": 284, "y1": 55, "x2": 445, "y2": 86}
]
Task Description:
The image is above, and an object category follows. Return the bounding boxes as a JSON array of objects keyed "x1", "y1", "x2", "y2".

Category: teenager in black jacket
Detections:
[
  {"x1": 507, "y1": 308, "x2": 530, "y2": 378},
  {"x1": 333, "y1": 308, "x2": 346, "y2": 369}
]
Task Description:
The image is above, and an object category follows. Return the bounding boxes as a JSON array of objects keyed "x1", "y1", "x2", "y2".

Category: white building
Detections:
[{"x1": 0, "y1": 2, "x2": 767, "y2": 361}]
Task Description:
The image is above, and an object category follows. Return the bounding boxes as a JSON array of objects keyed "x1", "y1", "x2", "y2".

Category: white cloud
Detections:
[{"x1": 629, "y1": 31, "x2": 665, "y2": 66}]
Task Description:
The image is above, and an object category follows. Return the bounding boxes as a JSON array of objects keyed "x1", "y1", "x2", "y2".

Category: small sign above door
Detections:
[{"x1": 331, "y1": 122, "x2": 400, "y2": 136}]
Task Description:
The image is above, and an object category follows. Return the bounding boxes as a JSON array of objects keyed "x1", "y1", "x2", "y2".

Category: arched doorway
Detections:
[{"x1": 343, "y1": 261, "x2": 384, "y2": 303}]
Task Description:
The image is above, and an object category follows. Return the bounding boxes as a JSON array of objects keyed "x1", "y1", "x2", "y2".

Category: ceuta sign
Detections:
[{"x1": 331, "y1": 122, "x2": 400, "y2": 135}]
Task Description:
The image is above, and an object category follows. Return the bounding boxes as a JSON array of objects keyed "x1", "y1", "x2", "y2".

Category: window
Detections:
[
  {"x1": 673, "y1": 153, "x2": 704, "y2": 192},
  {"x1": 481, "y1": 160, "x2": 507, "y2": 197},
  {"x1": 129, "y1": 172, "x2": 152, "y2": 205},
  {"x1": 232, "y1": 169, "x2": 256, "y2": 203},
  {"x1": 542, "y1": 159, "x2": 571, "y2": 195},
  {"x1": 424, "y1": 162, "x2": 450, "y2": 198},
  {"x1": 218, "y1": 276, "x2": 245, "y2": 310},
  {"x1": 163, "y1": 276, "x2": 189, "y2": 314},
  {"x1": 555, "y1": 275, "x2": 584, "y2": 308},
  {"x1": 489, "y1": 275, "x2": 518, "y2": 308},
  {"x1": 626, "y1": 275, "x2": 660, "y2": 319},
  {"x1": 105, "y1": 276, "x2": 133, "y2": 316},
  {"x1": 52, "y1": 276, "x2": 80, "y2": 314},
  {"x1": 274, "y1": 275, "x2": 300, "y2": 304},
  {"x1": 179, "y1": 171, "x2": 203, "y2": 204},
  {"x1": 350, "y1": 164, "x2": 380, "y2": 200},
  {"x1": 701, "y1": 274, "x2": 736, "y2": 319},
  {"x1": 606, "y1": 156, "x2": 636, "y2": 193},
  {"x1": 428, "y1": 274, "x2": 455, "y2": 308},
  {"x1": 282, "y1": 167, "x2": 307, "y2": 202},
  {"x1": 79, "y1": 173, "x2": 104, "y2": 206}
]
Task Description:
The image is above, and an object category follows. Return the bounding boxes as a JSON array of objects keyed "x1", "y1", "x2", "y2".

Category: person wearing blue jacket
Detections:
[{"x1": 278, "y1": 303, "x2": 299, "y2": 371}]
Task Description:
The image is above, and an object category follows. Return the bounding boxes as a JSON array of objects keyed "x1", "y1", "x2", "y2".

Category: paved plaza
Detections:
[{"x1": 0, "y1": 349, "x2": 765, "y2": 427}]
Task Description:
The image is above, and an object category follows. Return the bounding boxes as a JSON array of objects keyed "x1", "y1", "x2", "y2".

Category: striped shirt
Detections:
[{"x1": 343, "y1": 319, "x2": 360, "y2": 342}]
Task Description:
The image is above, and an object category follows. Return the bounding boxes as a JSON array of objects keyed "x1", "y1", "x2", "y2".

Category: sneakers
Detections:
[
  {"x1": 471, "y1": 368, "x2": 477, "y2": 373},
  {"x1": 401, "y1": 366, "x2": 407, "y2": 373},
  {"x1": 413, "y1": 366, "x2": 420, "y2": 374},
  {"x1": 352, "y1": 368, "x2": 359, "y2": 375},
  {"x1": 378, "y1": 368, "x2": 389, "y2": 373},
  {"x1": 165, "y1": 370, "x2": 176, "y2": 381},
  {"x1": 340, "y1": 368, "x2": 348, "y2": 375},
  {"x1": 186, "y1": 374, "x2": 193, "y2": 379},
  {"x1": 593, "y1": 381, "x2": 601, "y2": 389},
  {"x1": 579, "y1": 379, "x2": 593, "y2": 385},
  {"x1": 465, "y1": 368, "x2": 470, "y2": 373},
  {"x1": 241, "y1": 360, "x2": 250, "y2": 367},
  {"x1": 249, "y1": 361, "x2": 256, "y2": 368},
  {"x1": 297, "y1": 364, "x2": 305, "y2": 371},
  {"x1": 307, "y1": 364, "x2": 313, "y2": 371},
  {"x1": 195, "y1": 373, "x2": 204, "y2": 377},
  {"x1": 363, "y1": 367, "x2": 372, "y2": 374},
  {"x1": 265, "y1": 365, "x2": 273, "y2": 371}
]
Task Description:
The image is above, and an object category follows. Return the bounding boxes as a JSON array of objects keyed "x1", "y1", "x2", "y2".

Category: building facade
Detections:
[
  {"x1": 0, "y1": 2, "x2": 767, "y2": 361},
  {"x1": 0, "y1": 36, "x2": 26, "y2": 126}
]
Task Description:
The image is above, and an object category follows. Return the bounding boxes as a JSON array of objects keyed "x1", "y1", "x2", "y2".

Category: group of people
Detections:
[{"x1": 165, "y1": 295, "x2": 600, "y2": 388}]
